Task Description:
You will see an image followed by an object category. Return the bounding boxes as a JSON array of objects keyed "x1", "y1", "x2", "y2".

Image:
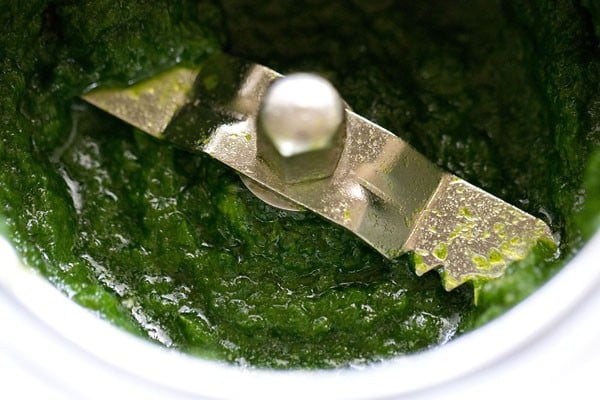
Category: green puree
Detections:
[{"x1": 1, "y1": 1, "x2": 600, "y2": 368}]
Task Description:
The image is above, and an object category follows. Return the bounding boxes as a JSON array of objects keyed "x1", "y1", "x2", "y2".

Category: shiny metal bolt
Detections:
[{"x1": 256, "y1": 73, "x2": 346, "y2": 184}]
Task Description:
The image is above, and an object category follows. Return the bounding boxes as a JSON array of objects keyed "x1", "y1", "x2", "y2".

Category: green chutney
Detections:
[{"x1": 1, "y1": 0, "x2": 599, "y2": 368}]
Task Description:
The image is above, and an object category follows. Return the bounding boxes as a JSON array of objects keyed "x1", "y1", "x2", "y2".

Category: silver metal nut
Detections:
[{"x1": 256, "y1": 73, "x2": 346, "y2": 184}]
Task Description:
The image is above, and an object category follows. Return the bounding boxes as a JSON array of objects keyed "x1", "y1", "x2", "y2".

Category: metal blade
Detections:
[
  {"x1": 81, "y1": 54, "x2": 555, "y2": 290},
  {"x1": 82, "y1": 67, "x2": 199, "y2": 139},
  {"x1": 408, "y1": 176, "x2": 553, "y2": 290}
]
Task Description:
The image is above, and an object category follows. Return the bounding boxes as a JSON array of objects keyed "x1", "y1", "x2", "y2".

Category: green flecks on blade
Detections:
[
  {"x1": 82, "y1": 67, "x2": 199, "y2": 138},
  {"x1": 407, "y1": 175, "x2": 556, "y2": 291}
]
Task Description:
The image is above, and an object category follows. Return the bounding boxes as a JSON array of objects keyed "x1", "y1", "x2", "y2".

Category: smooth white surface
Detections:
[{"x1": 0, "y1": 232, "x2": 599, "y2": 399}]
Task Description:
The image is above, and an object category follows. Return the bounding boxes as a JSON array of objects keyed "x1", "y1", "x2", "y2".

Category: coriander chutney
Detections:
[{"x1": 1, "y1": 0, "x2": 599, "y2": 369}]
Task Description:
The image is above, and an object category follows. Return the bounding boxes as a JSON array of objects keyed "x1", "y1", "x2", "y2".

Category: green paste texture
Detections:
[{"x1": 1, "y1": 0, "x2": 599, "y2": 368}]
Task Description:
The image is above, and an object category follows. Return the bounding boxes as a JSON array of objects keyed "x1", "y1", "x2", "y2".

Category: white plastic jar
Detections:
[{"x1": 1, "y1": 231, "x2": 599, "y2": 399}]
